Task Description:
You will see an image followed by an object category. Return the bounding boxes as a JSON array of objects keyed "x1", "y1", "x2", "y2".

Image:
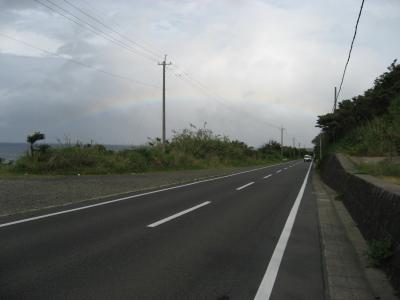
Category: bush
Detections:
[
  {"x1": 366, "y1": 238, "x2": 393, "y2": 267},
  {"x1": 11, "y1": 126, "x2": 290, "y2": 175}
]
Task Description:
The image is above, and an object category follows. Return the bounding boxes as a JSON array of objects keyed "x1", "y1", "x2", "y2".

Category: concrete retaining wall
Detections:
[{"x1": 320, "y1": 154, "x2": 400, "y2": 291}]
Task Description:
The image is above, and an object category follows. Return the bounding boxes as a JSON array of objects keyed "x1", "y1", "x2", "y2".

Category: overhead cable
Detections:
[{"x1": 336, "y1": 0, "x2": 365, "y2": 102}]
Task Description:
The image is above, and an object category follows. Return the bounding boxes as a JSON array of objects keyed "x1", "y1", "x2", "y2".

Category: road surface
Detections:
[{"x1": 0, "y1": 161, "x2": 324, "y2": 299}]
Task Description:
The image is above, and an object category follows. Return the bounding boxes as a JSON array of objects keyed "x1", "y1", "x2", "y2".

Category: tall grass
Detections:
[
  {"x1": 8, "y1": 126, "x2": 299, "y2": 175},
  {"x1": 357, "y1": 161, "x2": 400, "y2": 178}
]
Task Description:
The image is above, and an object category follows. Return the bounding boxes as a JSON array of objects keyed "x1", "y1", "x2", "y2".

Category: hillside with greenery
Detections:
[
  {"x1": 0, "y1": 126, "x2": 309, "y2": 175},
  {"x1": 315, "y1": 60, "x2": 400, "y2": 178}
]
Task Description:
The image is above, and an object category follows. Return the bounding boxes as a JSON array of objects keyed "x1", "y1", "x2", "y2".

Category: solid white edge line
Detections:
[
  {"x1": 254, "y1": 162, "x2": 313, "y2": 300},
  {"x1": 0, "y1": 161, "x2": 293, "y2": 229},
  {"x1": 263, "y1": 174, "x2": 272, "y2": 179},
  {"x1": 236, "y1": 182, "x2": 255, "y2": 191},
  {"x1": 147, "y1": 201, "x2": 211, "y2": 228}
]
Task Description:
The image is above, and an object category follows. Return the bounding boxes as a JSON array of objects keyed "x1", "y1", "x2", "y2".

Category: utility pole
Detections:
[
  {"x1": 292, "y1": 137, "x2": 296, "y2": 158},
  {"x1": 320, "y1": 134, "x2": 322, "y2": 160},
  {"x1": 280, "y1": 125, "x2": 285, "y2": 158},
  {"x1": 333, "y1": 86, "x2": 338, "y2": 143},
  {"x1": 158, "y1": 54, "x2": 172, "y2": 144},
  {"x1": 334, "y1": 86, "x2": 337, "y2": 112}
]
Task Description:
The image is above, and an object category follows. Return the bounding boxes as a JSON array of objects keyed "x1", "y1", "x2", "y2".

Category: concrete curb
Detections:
[{"x1": 313, "y1": 168, "x2": 398, "y2": 299}]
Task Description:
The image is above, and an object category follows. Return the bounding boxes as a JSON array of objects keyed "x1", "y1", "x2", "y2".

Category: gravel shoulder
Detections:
[{"x1": 0, "y1": 165, "x2": 273, "y2": 217}]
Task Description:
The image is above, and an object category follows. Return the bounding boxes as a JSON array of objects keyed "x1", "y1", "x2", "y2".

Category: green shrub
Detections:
[{"x1": 366, "y1": 238, "x2": 393, "y2": 267}]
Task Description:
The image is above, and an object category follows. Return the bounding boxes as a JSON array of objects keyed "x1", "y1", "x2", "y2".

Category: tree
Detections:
[
  {"x1": 316, "y1": 60, "x2": 400, "y2": 145},
  {"x1": 27, "y1": 132, "x2": 45, "y2": 157}
]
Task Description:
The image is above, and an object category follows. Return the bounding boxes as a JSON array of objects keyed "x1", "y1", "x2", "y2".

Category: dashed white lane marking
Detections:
[
  {"x1": 263, "y1": 174, "x2": 272, "y2": 179},
  {"x1": 276, "y1": 170, "x2": 282, "y2": 174},
  {"x1": 147, "y1": 201, "x2": 211, "y2": 228},
  {"x1": 236, "y1": 182, "x2": 255, "y2": 191},
  {"x1": 254, "y1": 162, "x2": 313, "y2": 300},
  {"x1": 0, "y1": 162, "x2": 292, "y2": 229},
  {"x1": 284, "y1": 167, "x2": 288, "y2": 170}
]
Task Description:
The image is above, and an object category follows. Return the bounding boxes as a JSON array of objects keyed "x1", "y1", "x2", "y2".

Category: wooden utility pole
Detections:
[
  {"x1": 320, "y1": 134, "x2": 323, "y2": 160},
  {"x1": 280, "y1": 126, "x2": 285, "y2": 158},
  {"x1": 292, "y1": 137, "x2": 296, "y2": 158},
  {"x1": 334, "y1": 86, "x2": 337, "y2": 112},
  {"x1": 158, "y1": 54, "x2": 172, "y2": 144}
]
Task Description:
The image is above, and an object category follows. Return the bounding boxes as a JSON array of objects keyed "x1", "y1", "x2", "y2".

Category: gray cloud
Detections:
[{"x1": 1, "y1": 0, "x2": 399, "y2": 147}]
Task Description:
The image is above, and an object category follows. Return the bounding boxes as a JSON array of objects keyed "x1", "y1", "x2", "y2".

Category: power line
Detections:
[
  {"x1": 336, "y1": 0, "x2": 365, "y2": 102},
  {"x1": 0, "y1": 33, "x2": 159, "y2": 88},
  {"x1": 61, "y1": 0, "x2": 163, "y2": 61},
  {"x1": 34, "y1": 0, "x2": 249, "y2": 115},
  {"x1": 77, "y1": 0, "x2": 164, "y2": 59},
  {"x1": 42, "y1": 0, "x2": 282, "y2": 132},
  {"x1": 54, "y1": 0, "x2": 221, "y2": 105},
  {"x1": 171, "y1": 64, "x2": 281, "y2": 130},
  {"x1": 33, "y1": 0, "x2": 283, "y2": 134},
  {"x1": 33, "y1": 0, "x2": 159, "y2": 63}
]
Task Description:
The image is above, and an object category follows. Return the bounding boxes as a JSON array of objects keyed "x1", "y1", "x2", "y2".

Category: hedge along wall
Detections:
[{"x1": 320, "y1": 154, "x2": 400, "y2": 291}]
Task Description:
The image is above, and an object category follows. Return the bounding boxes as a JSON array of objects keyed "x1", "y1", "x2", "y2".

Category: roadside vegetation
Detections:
[
  {"x1": 356, "y1": 160, "x2": 400, "y2": 179},
  {"x1": 366, "y1": 238, "x2": 393, "y2": 267},
  {"x1": 0, "y1": 125, "x2": 309, "y2": 175},
  {"x1": 314, "y1": 60, "x2": 400, "y2": 179}
]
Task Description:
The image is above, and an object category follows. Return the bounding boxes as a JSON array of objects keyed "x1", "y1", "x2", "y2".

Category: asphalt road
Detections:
[{"x1": 0, "y1": 161, "x2": 324, "y2": 300}]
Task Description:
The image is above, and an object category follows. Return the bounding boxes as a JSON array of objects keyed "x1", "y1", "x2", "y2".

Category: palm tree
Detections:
[{"x1": 27, "y1": 132, "x2": 45, "y2": 157}]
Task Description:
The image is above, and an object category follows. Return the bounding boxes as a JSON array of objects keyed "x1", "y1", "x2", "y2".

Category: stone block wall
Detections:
[{"x1": 320, "y1": 154, "x2": 400, "y2": 291}]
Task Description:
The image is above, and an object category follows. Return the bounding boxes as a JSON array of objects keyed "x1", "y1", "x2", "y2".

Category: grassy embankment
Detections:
[
  {"x1": 0, "y1": 126, "x2": 307, "y2": 176},
  {"x1": 315, "y1": 60, "x2": 400, "y2": 181},
  {"x1": 335, "y1": 97, "x2": 400, "y2": 180}
]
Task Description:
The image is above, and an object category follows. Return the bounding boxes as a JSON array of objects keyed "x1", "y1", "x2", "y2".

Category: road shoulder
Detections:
[{"x1": 269, "y1": 167, "x2": 325, "y2": 300}]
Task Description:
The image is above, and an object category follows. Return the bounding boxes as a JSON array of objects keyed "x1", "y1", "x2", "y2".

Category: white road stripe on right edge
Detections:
[{"x1": 254, "y1": 162, "x2": 313, "y2": 300}]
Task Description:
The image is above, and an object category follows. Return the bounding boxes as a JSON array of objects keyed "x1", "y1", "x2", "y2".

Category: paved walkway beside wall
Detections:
[{"x1": 313, "y1": 170, "x2": 397, "y2": 300}]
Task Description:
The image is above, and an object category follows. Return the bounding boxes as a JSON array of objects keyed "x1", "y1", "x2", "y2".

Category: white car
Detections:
[{"x1": 304, "y1": 155, "x2": 312, "y2": 162}]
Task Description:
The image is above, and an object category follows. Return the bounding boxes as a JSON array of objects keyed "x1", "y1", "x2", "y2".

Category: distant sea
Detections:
[{"x1": 0, "y1": 142, "x2": 135, "y2": 162}]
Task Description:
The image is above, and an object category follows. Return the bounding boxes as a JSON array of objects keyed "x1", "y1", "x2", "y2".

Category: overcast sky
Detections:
[{"x1": 1, "y1": 0, "x2": 399, "y2": 147}]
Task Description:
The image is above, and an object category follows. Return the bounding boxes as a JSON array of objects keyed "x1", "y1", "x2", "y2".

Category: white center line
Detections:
[
  {"x1": 236, "y1": 182, "x2": 255, "y2": 191},
  {"x1": 263, "y1": 174, "x2": 272, "y2": 179},
  {"x1": 147, "y1": 201, "x2": 211, "y2": 228},
  {"x1": 276, "y1": 170, "x2": 282, "y2": 174},
  {"x1": 254, "y1": 162, "x2": 313, "y2": 300}
]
